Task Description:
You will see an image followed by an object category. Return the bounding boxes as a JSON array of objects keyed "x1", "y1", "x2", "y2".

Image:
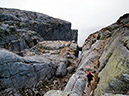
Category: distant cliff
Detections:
[{"x1": 0, "y1": 8, "x2": 78, "y2": 53}]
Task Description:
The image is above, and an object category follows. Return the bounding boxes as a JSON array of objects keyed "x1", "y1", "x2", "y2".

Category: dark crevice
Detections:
[
  {"x1": 123, "y1": 43, "x2": 129, "y2": 50},
  {"x1": 24, "y1": 39, "x2": 31, "y2": 48}
]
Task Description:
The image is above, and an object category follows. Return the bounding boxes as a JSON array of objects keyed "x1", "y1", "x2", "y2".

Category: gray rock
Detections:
[
  {"x1": 0, "y1": 8, "x2": 78, "y2": 53},
  {"x1": 0, "y1": 49, "x2": 56, "y2": 89},
  {"x1": 60, "y1": 59, "x2": 71, "y2": 67},
  {"x1": 56, "y1": 62, "x2": 67, "y2": 77},
  {"x1": 117, "y1": 13, "x2": 129, "y2": 24},
  {"x1": 44, "y1": 90, "x2": 78, "y2": 96},
  {"x1": 94, "y1": 14, "x2": 129, "y2": 95},
  {"x1": 122, "y1": 74, "x2": 129, "y2": 82},
  {"x1": 0, "y1": 7, "x2": 80, "y2": 96},
  {"x1": 64, "y1": 71, "x2": 86, "y2": 96},
  {"x1": 72, "y1": 78, "x2": 85, "y2": 96},
  {"x1": 0, "y1": 48, "x2": 23, "y2": 64},
  {"x1": 67, "y1": 66, "x2": 75, "y2": 73},
  {"x1": 70, "y1": 43, "x2": 79, "y2": 56}
]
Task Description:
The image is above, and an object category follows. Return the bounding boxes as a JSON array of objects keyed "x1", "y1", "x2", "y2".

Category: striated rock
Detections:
[
  {"x1": 64, "y1": 71, "x2": 86, "y2": 96},
  {"x1": 61, "y1": 13, "x2": 129, "y2": 96},
  {"x1": 94, "y1": 14, "x2": 129, "y2": 96},
  {"x1": 0, "y1": 49, "x2": 56, "y2": 89},
  {"x1": 44, "y1": 13, "x2": 129, "y2": 96},
  {"x1": 0, "y1": 24, "x2": 43, "y2": 54}
]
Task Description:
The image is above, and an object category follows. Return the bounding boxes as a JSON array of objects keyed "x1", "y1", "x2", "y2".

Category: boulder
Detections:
[
  {"x1": 0, "y1": 49, "x2": 56, "y2": 89},
  {"x1": 56, "y1": 62, "x2": 67, "y2": 77},
  {"x1": 67, "y1": 66, "x2": 75, "y2": 73}
]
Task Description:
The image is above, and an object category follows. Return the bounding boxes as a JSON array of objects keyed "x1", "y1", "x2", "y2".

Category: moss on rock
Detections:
[{"x1": 95, "y1": 44, "x2": 129, "y2": 96}]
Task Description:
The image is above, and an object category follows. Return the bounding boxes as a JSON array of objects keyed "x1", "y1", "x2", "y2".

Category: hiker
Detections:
[{"x1": 87, "y1": 71, "x2": 94, "y2": 87}]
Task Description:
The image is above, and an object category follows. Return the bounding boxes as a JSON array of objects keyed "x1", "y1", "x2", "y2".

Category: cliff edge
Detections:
[{"x1": 0, "y1": 8, "x2": 78, "y2": 54}]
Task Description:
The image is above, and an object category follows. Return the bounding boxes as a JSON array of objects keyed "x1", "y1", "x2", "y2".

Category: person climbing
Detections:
[{"x1": 87, "y1": 71, "x2": 94, "y2": 87}]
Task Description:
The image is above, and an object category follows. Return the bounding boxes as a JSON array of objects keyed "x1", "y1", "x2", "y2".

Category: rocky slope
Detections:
[
  {"x1": 0, "y1": 8, "x2": 78, "y2": 54},
  {"x1": 1, "y1": 7, "x2": 129, "y2": 96},
  {"x1": 94, "y1": 14, "x2": 129, "y2": 96},
  {"x1": 0, "y1": 8, "x2": 79, "y2": 96},
  {"x1": 0, "y1": 40, "x2": 79, "y2": 96},
  {"x1": 45, "y1": 14, "x2": 129, "y2": 96}
]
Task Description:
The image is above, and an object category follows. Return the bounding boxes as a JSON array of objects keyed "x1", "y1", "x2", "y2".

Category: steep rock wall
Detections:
[
  {"x1": 0, "y1": 8, "x2": 78, "y2": 53},
  {"x1": 78, "y1": 13, "x2": 129, "y2": 96},
  {"x1": 44, "y1": 13, "x2": 129, "y2": 96},
  {"x1": 94, "y1": 14, "x2": 129, "y2": 96}
]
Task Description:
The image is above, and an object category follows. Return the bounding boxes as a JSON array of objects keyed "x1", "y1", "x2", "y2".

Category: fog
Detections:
[{"x1": 0, "y1": 0, "x2": 129, "y2": 45}]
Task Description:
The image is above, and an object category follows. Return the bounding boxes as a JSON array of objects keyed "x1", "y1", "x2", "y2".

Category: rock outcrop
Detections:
[
  {"x1": 1, "y1": 7, "x2": 129, "y2": 96},
  {"x1": 44, "y1": 13, "x2": 129, "y2": 96},
  {"x1": 0, "y1": 7, "x2": 79, "y2": 96},
  {"x1": 80, "y1": 13, "x2": 129, "y2": 96},
  {"x1": 0, "y1": 40, "x2": 79, "y2": 96},
  {"x1": 0, "y1": 8, "x2": 78, "y2": 54},
  {"x1": 94, "y1": 14, "x2": 129, "y2": 96},
  {"x1": 0, "y1": 48, "x2": 56, "y2": 93}
]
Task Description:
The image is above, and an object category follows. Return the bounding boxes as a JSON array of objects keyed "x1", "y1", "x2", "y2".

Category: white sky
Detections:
[{"x1": 0, "y1": 0, "x2": 129, "y2": 45}]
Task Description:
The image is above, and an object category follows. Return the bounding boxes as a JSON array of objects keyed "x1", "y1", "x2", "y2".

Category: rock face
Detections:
[
  {"x1": 0, "y1": 8, "x2": 78, "y2": 53},
  {"x1": 0, "y1": 7, "x2": 79, "y2": 96},
  {"x1": 73, "y1": 13, "x2": 129, "y2": 96},
  {"x1": 77, "y1": 13, "x2": 129, "y2": 96},
  {"x1": 1, "y1": 7, "x2": 129, "y2": 96},
  {"x1": 94, "y1": 14, "x2": 129, "y2": 95},
  {"x1": 44, "y1": 13, "x2": 129, "y2": 96},
  {"x1": 0, "y1": 40, "x2": 79, "y2": 96},
  {"x1": 0, "y1": 48, "x2": 56, "y2": 89}
]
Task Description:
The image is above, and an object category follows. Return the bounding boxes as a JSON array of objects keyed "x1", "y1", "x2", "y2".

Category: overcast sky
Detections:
[{"x1": 0, "y1": 0, "x2": 129, "y2": 45}]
